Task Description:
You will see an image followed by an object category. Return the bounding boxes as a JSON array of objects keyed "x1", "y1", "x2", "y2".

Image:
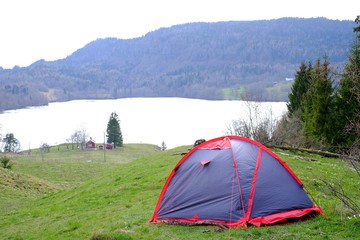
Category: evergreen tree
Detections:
[
  {"x1": 160, "y1": 141, "x2": 167, "y2": 151},
  {"x1": 283, "y1": 17, "x2": 360, "y2": 151},
  {"x1": 287, "y1": 61, "x2": 312, "y2": 116},
  {"x1": 333, "y1": 18, "x2": 360, "y2": 147},
  {"x1": 302, "y1": 57, "x2": 333, "y2": 145},
  {"x1": 106, "y1": 112, "x2": 123, "y2": 148}
]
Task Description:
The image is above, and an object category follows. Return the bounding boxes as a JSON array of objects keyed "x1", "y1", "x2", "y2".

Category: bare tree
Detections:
[
  {"x1": 226, "y1": 99, "x2": 277, "y2": 145},
  {"x1": 40, "y1": 143, "x2": 51, "y2": 153},
  {"x1": 70, "y1": 127, "x2": 88, "y2": 150},
  {"x1": 271, "y1": 111, "x2": 312, "y2": 147},
  {"x1": 39, "y1": 142, "x2": 50, "y2": 161}
]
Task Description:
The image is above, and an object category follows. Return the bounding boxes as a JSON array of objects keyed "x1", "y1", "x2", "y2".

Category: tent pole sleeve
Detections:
[{"x1": 244, "y1": 148, "x2": 263, "y2": 222}]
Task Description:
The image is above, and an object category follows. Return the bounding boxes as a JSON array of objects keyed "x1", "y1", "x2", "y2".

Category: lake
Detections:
[{"x1": 0, "y1": 98, "x2": 287, "y2": 150}]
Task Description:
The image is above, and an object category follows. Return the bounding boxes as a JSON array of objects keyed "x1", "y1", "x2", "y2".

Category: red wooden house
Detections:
[{"x1": 85, "y1": 138, "x2": 96, "y2": 149}]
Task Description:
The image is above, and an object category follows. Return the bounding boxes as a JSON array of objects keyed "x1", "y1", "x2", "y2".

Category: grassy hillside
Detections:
[
  {"x1": 0, "y1": 144, "x2": 359, "y2": 239},
  {"x1": 10, "y1": 144, "x2": 160, "y2": 188}
]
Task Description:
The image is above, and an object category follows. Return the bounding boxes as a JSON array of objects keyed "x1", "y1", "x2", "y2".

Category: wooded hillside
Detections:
[{"x1": 0, "y1": 18, "x2": 355, "y2": 111}]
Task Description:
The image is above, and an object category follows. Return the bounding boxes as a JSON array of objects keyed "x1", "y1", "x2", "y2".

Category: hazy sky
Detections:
[{"x1": 0, "y1": 0, "x2": 358, "y2": 69}]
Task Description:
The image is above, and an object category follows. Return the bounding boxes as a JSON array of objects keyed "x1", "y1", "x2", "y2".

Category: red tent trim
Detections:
[
  {"x1": 248, "y1": 206, "x2": 324, "y2": 227},
  {"x1": 243, "y1": 148, "x2": 263, "y2": 224},
  {"x1": 228, "y1": 136, "x2": 246, "y2": 224}
]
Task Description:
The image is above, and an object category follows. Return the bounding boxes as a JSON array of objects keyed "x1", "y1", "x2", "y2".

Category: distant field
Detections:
[
  {"x1": 222, "y1": 87, "x2": 245, "y2": 100},
  {"x1": 9, "y1": 144, "x2": 160, "y2": 188},
  {"x1": 0, "y1": 144, "x2": 359, "y2": 239}
]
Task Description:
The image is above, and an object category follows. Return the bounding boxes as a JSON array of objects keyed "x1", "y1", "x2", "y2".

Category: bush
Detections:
[{"x1": 0, "y1": 156, "x2": 12, "y2": 170}]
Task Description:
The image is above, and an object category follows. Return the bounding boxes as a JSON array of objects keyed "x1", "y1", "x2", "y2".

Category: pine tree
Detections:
[
  {"x1": 287, "y1": 61, "x2": 312, "y2": 116},
  {"x1": 106, "y1": 112, "x2": 123, "y2": 148},
  {"x1": 333, "y1": 19, "x2": 360, "y2": 147},
  {"x1": 284, "y1": 16, "x2": 360, "y2": 150},
  {"x1": 302, "y1": 57, "x2": 333, "y2": 145}
]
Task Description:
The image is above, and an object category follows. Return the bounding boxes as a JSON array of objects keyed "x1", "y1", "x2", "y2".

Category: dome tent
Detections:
[{"x1": 150, "y1": 136, "x2": 323, "y2": 227}]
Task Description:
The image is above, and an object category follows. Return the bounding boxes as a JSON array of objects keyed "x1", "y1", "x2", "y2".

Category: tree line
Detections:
[
  {"x1": 274, "y1": 17, "x2": 360, "y2": 153},
  {"x1": 2, "y1": 14, "x2": 356, "y2": 158},
  {"x1": 0, "y1": 112, "x2": 123, "y2": 154},
  {"x1": 227, "y1": 17, "x2": 360, "y2": 155},
  {"x1": 0, "y1": 18, "x2": 354, "y2": 111}
]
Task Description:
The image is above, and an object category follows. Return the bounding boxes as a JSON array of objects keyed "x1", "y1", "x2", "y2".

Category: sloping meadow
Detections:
[{"x1": 0, "y1": 145, "x2": 359, "y2": 239}]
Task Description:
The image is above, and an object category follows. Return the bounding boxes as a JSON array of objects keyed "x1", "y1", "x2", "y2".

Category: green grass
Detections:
[
  {"x1": 222, "y1": 87, "x2": 246, "y2": 100},
  {"x1": 8, "y1": 144, "x2": 159, "y2": 188},
  {"x1": 0, "y1": 144, "x2": 359, "y2": 239},
  {"x1": 264, "y1": 80, "x2": 293, "y2": 101}
]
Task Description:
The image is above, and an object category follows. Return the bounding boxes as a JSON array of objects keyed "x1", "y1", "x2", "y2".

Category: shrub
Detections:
[{"x1": 0, "y1": 156, "x2": 12, "y2": 170}]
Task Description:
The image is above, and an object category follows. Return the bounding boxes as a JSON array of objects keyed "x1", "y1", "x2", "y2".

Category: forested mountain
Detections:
[{"x1": 0, "y1": 17, "x2": 355, "y2": 111}]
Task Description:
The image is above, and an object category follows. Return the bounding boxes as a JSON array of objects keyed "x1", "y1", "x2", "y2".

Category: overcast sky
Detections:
[{"x1": 0, "y1": 0, "x2": 358, "y2": 69}]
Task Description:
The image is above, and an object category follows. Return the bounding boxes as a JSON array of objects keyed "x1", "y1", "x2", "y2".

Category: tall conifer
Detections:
[
  {"x1": 303, "y1": 57, "x2": 333, "y2": 144},
  {"x1": 106, "y1": 112, "x2": 123, "y2": 148},
  {"x1": 333, "y1": 19, "x2": 360, "y2": 147},
  {"x1": 287, "y1": 61, "x2": 312, "y2": 116}
]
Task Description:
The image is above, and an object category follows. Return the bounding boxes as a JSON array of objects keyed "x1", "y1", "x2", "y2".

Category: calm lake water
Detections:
[{"x1": 0, "y1": 98, "x2": 287, "y2": 150}]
